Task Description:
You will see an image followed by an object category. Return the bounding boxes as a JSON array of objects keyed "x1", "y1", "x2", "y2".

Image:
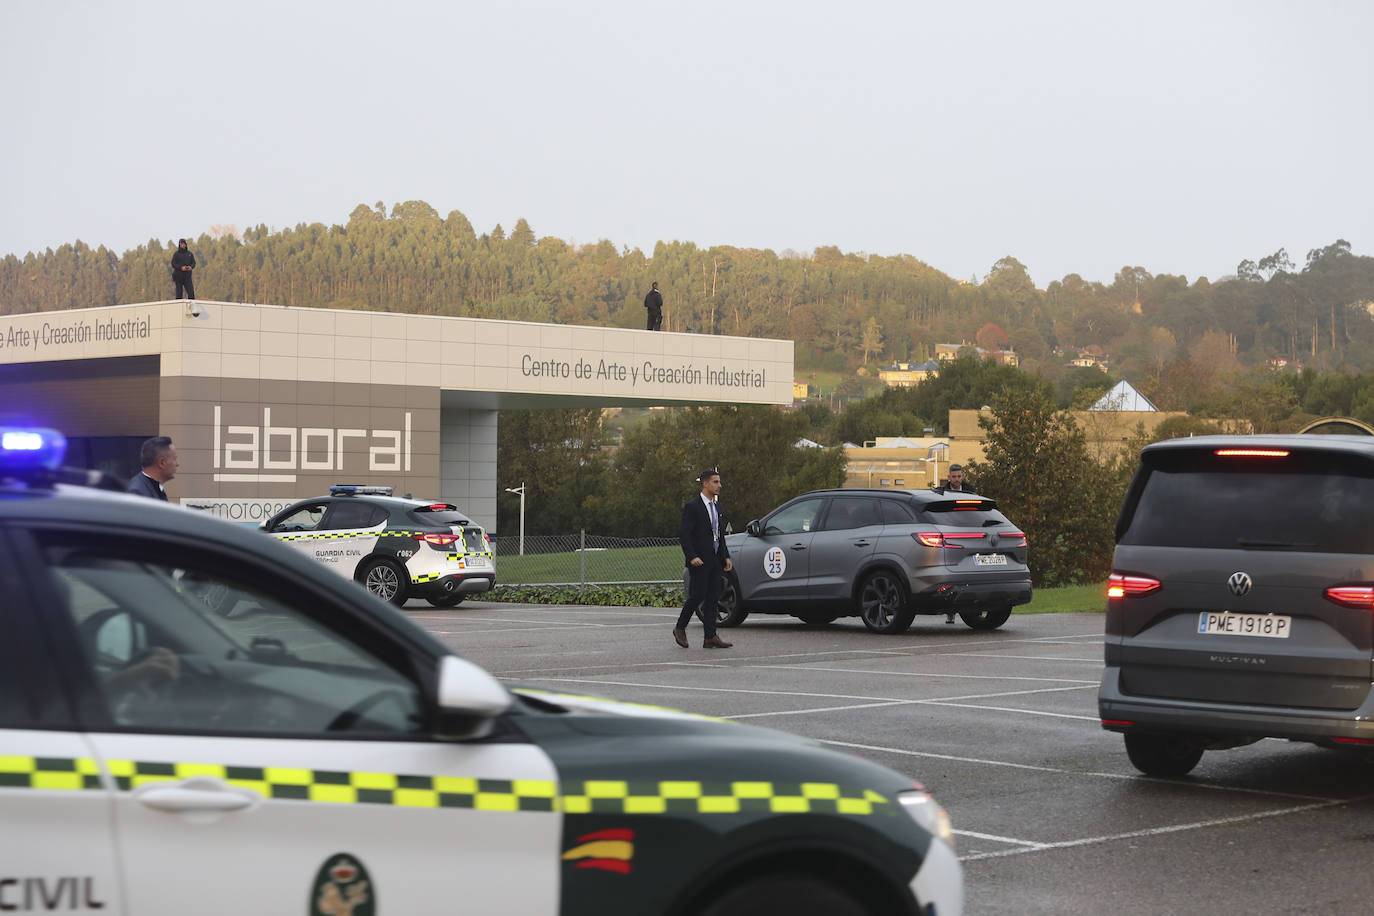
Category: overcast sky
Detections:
[{"x1": 3, "y1": 1, "x2": 1370, "y2": 287}]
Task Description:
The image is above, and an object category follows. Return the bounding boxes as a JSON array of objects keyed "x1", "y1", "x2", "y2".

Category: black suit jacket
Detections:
[
  {"x1": 126, "y1": 472, "x2": 167, "y2": 501},
  {"x1": 680, "y1": 497, "x2": 729, "y2": 567}
]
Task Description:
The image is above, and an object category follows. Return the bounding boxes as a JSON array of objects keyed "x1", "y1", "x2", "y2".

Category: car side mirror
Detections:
[
  {"x1": 746, "y1": 520, "x2": 762, "y2": 537},
  {"x1": 433, "y1": 655, "x2": 512, "y2": 740}
]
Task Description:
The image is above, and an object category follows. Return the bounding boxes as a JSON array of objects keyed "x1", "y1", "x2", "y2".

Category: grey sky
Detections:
[{"x1": 3, "y1": 1, "x2": 1369, "y2": 287}]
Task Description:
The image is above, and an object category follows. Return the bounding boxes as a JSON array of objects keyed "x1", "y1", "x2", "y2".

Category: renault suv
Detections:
[
  {"x1": 716, "y1": 488, "x2": 1031, "y2": 633},
  {"x1": 1100, "y1": 435, "x2": 1374, "y2": 777}
]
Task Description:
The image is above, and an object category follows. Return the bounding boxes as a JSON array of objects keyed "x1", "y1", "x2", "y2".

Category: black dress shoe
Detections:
[
  {"x1": 673, "y1": 627, "x2": 688, "y2": 648},
  {"x1": 702, "y1": 636, "x2": 733, "y2": 649}
]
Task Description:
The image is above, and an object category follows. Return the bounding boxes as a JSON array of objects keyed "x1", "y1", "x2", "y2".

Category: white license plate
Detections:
[
  {"x1": 464, "y1": 555, "x2": 488, "y2": 568},
  {"x1": 974, "y1": 553, "x2": 1008, "y2": 566},
  {"x1": 1197, "y1": 612, "x2": 1291, "y2": 638}
]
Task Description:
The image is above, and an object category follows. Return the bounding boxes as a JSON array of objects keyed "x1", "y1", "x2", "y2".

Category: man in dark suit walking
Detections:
[
  {"x1": 126, "y1": 436, "x2": 178, "y2": 501},
  {"x1": 675, "y1": 468, "x2": 734, "y2": 649}
]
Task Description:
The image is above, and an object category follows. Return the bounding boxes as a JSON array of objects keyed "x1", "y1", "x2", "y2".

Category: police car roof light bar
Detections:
[
  {"x1": 330, "y1": 485, "x2": 394, "y2": 497},
  {"x1": 0, "y1": 427, "x2": 67, "y2": 472}
]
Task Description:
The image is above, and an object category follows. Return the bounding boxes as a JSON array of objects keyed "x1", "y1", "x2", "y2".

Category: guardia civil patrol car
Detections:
[
  {"x1": 261, "y1": 485, "x2": 495, "y2": 607},
  {"x1": 0, "y1": 428, "x2": 963, "y2": 916}
]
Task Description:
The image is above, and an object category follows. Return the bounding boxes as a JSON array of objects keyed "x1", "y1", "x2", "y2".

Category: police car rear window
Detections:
[
  {"x1": 410, "y1": 505, "x2": 472, "y2": 526},
  {"x1": 1120, "y1": 449, "x2": 1374, "y2": 552}
]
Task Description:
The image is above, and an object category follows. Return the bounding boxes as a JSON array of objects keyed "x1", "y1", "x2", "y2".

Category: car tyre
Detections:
[
  {"x1": 857, "y1": 571, "x2": 915, "y2": 634},
  {"x1": 426, "y1": 593, "x2": 465, "y2": 608},
  {"x1": 959, "y1": 605, "x2": 1012, "y2": 630},
  {"x1": 360, "y1": 559, "x2": 409, "y2": 607},
  {"x1": 697, "y1": 874, "x2": 872, "y2": 916},
  {"x1": 1124, "y1": 732, "x2": 1204, "y2": 778},
  {"x1": 715, "y1": 572, "x2": 749, "y2": 628}
]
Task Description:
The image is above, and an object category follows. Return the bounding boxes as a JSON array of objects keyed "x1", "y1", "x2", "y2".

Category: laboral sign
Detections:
[{"x1": 213, "y1": 406, "x2": 413, "y2": 484}]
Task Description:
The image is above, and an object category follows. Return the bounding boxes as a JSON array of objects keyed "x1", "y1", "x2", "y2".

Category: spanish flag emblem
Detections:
[{"x1": 562, "y1": 828, "x2": 635, "y2": 874}]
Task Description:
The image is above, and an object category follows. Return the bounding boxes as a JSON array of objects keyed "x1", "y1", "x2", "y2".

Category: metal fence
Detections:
[{"x1": 490, "y1": 533, "x2": 684, "y2": 586}]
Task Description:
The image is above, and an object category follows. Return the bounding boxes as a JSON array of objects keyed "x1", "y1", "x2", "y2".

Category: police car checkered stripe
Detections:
[
  {"x1": 274, "y1": 531, "x2": 423, "y2": 542},
  {"x1": 559, "y1": 780, "x2": 891, "y2": 815},
  {"x1": 0, "y1": 757, "x2": 891, "y2": 816}
]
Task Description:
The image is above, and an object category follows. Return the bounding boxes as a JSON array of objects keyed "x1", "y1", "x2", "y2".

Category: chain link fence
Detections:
[{"x1": 491, "y1": 533, "x2": 685, "y2": 586}]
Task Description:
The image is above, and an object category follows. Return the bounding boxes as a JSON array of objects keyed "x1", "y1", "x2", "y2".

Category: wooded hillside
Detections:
[{"x1": 4, "y1": 201, "x2": 1373, "y2": 395}]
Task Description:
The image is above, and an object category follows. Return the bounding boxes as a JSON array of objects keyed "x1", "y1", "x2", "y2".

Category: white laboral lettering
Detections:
[{"x1": 212, "y1": 406, "x2": 412, "y2": 483}]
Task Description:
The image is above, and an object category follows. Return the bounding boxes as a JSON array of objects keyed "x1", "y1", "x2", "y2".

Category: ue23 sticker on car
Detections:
[
  {"x1": 764, "y1": 545, "x2": 786, "y2": 579},
  {"x1": 310, "y1": 853, "x2": 374, "y2": 916}
]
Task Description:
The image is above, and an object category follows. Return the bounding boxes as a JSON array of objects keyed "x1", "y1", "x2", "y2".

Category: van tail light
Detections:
[
  {"x1": 415, "y1": 533, "x2": 459, "y2": 547},
  {"x1": 1107, "y1": 573, "x2": 1161, "y2": 599},
  {"x1": 1324, "y1": 586, "x2": 1374, "y2": 609}
]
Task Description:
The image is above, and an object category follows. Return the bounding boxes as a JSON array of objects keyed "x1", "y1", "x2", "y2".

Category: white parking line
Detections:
[
  {"x1": 748, "y1": 664, "x2": 1098, "y2": 685},
  {"x1": 727, "y1": 685, "x2": 1098, "y2": 720},
  {"x1": 956, "y1": 797, "x2": 1360, "y2": 861},
  {"x1": 940, "y1": 653, "x2": 1102, "y2": 664},
  {"x1": 819, "y1": 739, "x2": 1337, "y2": 802}
]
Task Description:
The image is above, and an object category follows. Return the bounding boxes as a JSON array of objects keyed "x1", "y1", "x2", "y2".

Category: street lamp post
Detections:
[{"x1": 504, "y1": 483, "x2": 526, "y2": 555}]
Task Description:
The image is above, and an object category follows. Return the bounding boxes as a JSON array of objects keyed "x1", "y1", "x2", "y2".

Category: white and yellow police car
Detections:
[
  {"x1": 261, "y1": 485, "x2": 495, "y2": 607},
  {"x1": 0, "y1": 429, "x2": 962, "y2": 916}
]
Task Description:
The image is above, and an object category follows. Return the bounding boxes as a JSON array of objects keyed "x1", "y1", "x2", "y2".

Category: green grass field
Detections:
[
  {"x1": 495, "y1": 544, "x2": 683, "y2": 584},
  {"x1": 1017, "y1": 582, "x2": 1107, "y2": 614}
]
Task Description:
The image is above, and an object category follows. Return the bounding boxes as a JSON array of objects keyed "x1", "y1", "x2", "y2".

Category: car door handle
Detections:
[
  {"x1": 133, "y1": 777, "x2": 259, "y2": 813},
  {"x1": 790, "y1": 543, "x2": 808, "y2": 551},
  {"x1": 852, "y1": 540, "x2": 870, "y2": 547}
]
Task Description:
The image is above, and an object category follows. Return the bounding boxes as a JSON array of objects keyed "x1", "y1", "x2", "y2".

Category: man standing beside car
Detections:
[{"x1": 675, "y1": 469, "x2": 733, "y2": 649}]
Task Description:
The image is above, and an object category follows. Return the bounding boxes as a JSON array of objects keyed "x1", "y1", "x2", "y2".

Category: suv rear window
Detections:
[
  {"x1": 921, "y1": 499, "x2": 1008, "y2": 529},
  {"x1": 1120, "y1": 448, "x2": 1374, "y2": 552}
]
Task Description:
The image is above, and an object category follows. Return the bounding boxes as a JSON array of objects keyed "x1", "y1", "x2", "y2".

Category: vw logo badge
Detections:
[{"x1": 1227, "y1": 572, "x2": 1252, "y2": 597}]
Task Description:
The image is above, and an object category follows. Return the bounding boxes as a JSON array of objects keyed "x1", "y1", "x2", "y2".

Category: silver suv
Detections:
[
  {"x1": 716, "y1": 488, "x2": 1031, "y2": 633},
  {"x1": 1100, "y1": 435, "x2": 1374, "y2": 777}
]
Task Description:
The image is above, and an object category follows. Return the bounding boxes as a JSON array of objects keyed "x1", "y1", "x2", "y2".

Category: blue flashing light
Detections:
[
  {"x1": 0, "y1": 427, "x2": 67, "y2": 472},
  {"x1": 330, "y1": 485, "x2": 393, "y2": 497}
]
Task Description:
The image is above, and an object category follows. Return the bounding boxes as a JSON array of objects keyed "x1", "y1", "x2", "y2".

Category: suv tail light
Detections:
[
  {"x1": 1107, "y1": 573, "x2": 1161, "y2": 599},
  {"x1": 1324, "y1": 586, "x2": 1374, "y2": 609},
  {"x1": 415, "y1": 533, "x2": 459, "y2": 547},
  {"x1": 1002, "y1": 531, "x2": 1027, "y2": 548},
  {"x1": 913, "y1": 532, "x2": 994, "y2": 549}
]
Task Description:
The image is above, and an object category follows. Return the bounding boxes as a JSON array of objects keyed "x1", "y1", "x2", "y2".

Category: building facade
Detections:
[{"x1": 0, "y1": 301, "x2": 792, "y2": 531}]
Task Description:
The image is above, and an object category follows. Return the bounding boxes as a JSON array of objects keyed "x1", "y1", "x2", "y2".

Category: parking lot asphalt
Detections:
[{"x1": 407, "y1": 602, "x2": 1374, "y2": 914}]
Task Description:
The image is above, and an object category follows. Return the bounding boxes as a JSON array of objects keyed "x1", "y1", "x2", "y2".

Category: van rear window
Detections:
[{"x1": 1120, "y1": 450, "x2": 1374, "y2": 552}]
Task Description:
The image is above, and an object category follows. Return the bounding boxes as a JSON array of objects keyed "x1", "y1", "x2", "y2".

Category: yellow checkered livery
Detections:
[{"x1": 0, "y1": 757, "x2": 891, "y2": 817}]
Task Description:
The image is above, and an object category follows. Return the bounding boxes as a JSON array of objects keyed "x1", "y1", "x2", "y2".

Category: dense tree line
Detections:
[
  {"x1": 495, "y1": 404, "x2": 846, "y2": 538},
  {"x1": 5, "y1": 202, "x2": 1373, "y2": 381}
]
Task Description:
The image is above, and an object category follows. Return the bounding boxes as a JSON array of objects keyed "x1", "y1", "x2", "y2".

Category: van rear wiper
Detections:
[{"x1": 1236, "y1": 538, "x2": 1316, "y2": 550}]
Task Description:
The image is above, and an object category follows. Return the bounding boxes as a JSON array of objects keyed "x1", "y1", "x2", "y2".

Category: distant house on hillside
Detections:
[
  {"x1": 934, "y1": 342, "x2": 1018, "y2": 367},
  {"x1": 878, "y1": 360, "x2": 940, "y2": 388}
]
